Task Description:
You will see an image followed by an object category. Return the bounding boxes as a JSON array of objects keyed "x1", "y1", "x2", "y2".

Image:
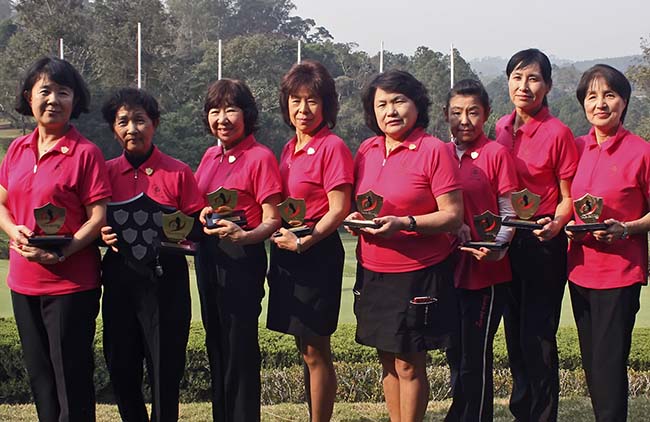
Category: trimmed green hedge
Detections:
[{"x1": 2, "y1": 319, "x2": 650, "y2": 403}]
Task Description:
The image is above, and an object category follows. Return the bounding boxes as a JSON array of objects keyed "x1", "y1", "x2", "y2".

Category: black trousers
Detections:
[
  {"x1": 102, "y1": 251, "x2": 191, "y2": 422},
  {"x1": 570, "y1": 281, "x2": 640, "y2": 422},
  {"x1": 503, "y1": 230, "x2": 567, "y2": 422},
  {"x1": 195, "y1": 238, "x2": 266, "y2": 422},
  {"x1": 446, "y1": 283, "x2": 507, "y2": 422},
  {"x1": 12, "y1": 288, "x2": 100, "y2": 422}
]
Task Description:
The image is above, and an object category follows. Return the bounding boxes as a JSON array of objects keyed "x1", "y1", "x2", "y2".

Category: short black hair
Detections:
[
  {"x1": 361, "y1": 70, "x2": 431, "y2": 136},
  {"x1": 15, "y1": 56, "x2": 90, "y2": 118},
  {"x1": 101, "y1": 88, "x2": 161, "y2": 132},
  {"x1": 279, "y1": 60, "x2": 339, "y2": 129},
  {"x1": 576, "y1": 64, "x2": 631, "y2": 124},
  {"x1": 445, "y1": 78, "x2": 491, "y2": 114},
  {"x1": 506, "y1": 48, "x2": 553, "y2": 107},
  {"x1": 203, "y1": 78, "x2": 258, "y2": 136}
]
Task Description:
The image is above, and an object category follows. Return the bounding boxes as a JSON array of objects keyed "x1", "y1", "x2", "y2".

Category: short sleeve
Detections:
[
  {"x1": 178, "y1": 165, "x2": 206, "y2": 215},
  {"x1": 77, "y1": 146, "x2": 111, "y2": 205},
  {"x1": 553, "y1": 126, "x2": 578, "y2": 181},
  {"x1": 429, "y1": 142, "x2": 461, "y2": 198},
  {"x1": 322, "y1": 137, "x2": 354, "y2": 192},
  {"x1": 494, "y1": 146, "x2": 519, "y2": 196},
  {"x1": 252, "y1": 150, "x2": 282, "y2": 204}
]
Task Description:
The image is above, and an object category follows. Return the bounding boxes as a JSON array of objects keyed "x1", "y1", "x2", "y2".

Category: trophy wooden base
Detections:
[
  {"x1": 160, "y1": 240, "x2": 197, "y2": 255},
  {"x1": 462, "y1": 241, "x2": 510, "y2": 250},
  {"x1": 205, "y1": 211, "x2": 247, "y2": 229},
  {"x1": 273, "y1": 226, "x2": 312, "y2": 238},
  {"x1": 501, "y1": 216, "x2": 543, "y2": 230},
  {"x1": 342, "y1": 219, "x2": 382, "y2": 229},
  {"x1": 28, "y1": 235, "x2": 72, "y2": 249},
  {"x1": 565, "y1": 222, "x2": 609, "y2": 232}
]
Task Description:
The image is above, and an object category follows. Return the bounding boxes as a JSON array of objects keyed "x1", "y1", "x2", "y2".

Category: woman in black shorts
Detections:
[{"x1": 267, "y1": 60, "x2": 354, "y2": 421}]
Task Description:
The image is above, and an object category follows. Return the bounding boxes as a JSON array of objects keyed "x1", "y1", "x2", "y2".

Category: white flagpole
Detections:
[
  {"x1": 59, "y1": 39, "x2": 64, "y2": 60},
  {"x1": 379, "y1": 41, "x2": 384, "y2": 73},
  {"x1": 137, "y1": 22, "x2": 142, "y2": 89},
  {"x1": 297, "y1": 39, "x2": 301, "y2": 63},
  {"x1": 450, "y1": 43, "x2": 455, "y2": 88},
  {"x1": 218, "y1": 39, "x2": 222, "y2": 80}
]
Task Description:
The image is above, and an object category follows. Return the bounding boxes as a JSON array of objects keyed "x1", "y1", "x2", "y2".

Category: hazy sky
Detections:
[{"x1": 291, "y1": 0, "x2": 648, "y2": 61}]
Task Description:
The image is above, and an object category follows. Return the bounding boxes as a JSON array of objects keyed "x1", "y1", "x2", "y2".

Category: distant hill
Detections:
[{"x1": 470, "y1": 55, "x2": 642, "y2": 83}]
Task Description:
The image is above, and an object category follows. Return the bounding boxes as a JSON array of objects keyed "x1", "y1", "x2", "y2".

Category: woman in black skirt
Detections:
[
  {"x1": 345, "y1": 70, "x2": 463, "y2": 421},
  {"x1": 267, "y1": 60, "x2": 354, "y2": 421}
]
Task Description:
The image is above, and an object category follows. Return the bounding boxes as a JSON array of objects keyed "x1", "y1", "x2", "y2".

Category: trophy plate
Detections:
[
  {"x1": 462, "y1": 241, "x2": 510, "y2": 250},
  {"x1": 501, "y1": 216, "x2": 543, "y2": 230},
  {"x1": 342, "y1": 219, "x2": 382, "y2": 229},
  {"x1": 565, "y1": 222, "x2": 609, "y2": 232}
]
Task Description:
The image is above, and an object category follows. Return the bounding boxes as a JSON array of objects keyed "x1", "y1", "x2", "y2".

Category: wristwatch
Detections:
[
  {"x1": 621, "y1": 222, "x2": 629, "y2": 240},
  {"x1": 406, "y1": 215, "x2": 417, "y2": 232}
]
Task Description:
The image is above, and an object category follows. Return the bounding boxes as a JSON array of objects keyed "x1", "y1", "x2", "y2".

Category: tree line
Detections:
[{"x1": 0, "y1": 0, "x2": 648, "y2": 168}]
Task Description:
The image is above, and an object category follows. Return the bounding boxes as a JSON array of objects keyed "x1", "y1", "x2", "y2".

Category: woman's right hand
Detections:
[
  {"x1": 101, "y1": 226, "x2": 119, "y2": 252},
  {"x1": 564, "y1": 220, "x2": 587, "y2": 242},
  {"x1": 343, "y1": 211, "x2": 364, "y2": 236}
]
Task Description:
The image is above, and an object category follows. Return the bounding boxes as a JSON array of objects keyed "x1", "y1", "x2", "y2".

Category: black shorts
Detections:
[
  {"x1": 354, "y1": 258, "x2": 457, "y2": 354},
  {"x1": 266, "y1": 230, "x2": 344, "y2": 337}
]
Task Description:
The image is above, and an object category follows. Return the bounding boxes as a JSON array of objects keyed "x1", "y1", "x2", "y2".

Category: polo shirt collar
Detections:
[
  {"x1": 584, "y1": 125, "x2": 629, "y2": 153},
  {"x1": 457, "y1": 134, "x2": 489, "y2": 159},
  {"x1": 24, "y1": 125, "x2": 81, "y2": 157},
  {"x1": 505, "y1": 106, "x2": 550, "y2": 138},
  {"x1": 288, "y1": 125, "x2": 331, "y2": 156},
  {"x1": 212, "y1": 134, "x2": 256, "y2": 162},
  {"x1": 368, "y1": 127, "x2": 427, "y2": 153},
  {"x1": 116, "y1": 145, "x2": 163, "y2": 175}
]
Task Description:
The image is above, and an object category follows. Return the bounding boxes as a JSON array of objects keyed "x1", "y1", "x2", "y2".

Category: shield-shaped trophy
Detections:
[
  {"x1": 107, "y1": 193, "x2": 174, "y2": 268},
  {"x1": 28, "y1": 203, "x2": 73, "y2": 248},
  {"x1": 275, "y1": 197, "x2": 312, "y2": 237},
  {"x1": 501, "y1": 188, "x2": 543, "y2": 230},
  {"x1": 342, "y1": 190, "x2": 383, "y2": 229},
  {"x1": 463, "y1": 211, "x2": 509, "y2": 250},
  {"x1": 205, "y1": 187, "x2": 247, "y2": 228},
  {"x1": 161, "y1": 211, "x2": 198, "y2": 255},
  {"x1": 565, "y1": 193, "x2": 608, "y2": 232}
]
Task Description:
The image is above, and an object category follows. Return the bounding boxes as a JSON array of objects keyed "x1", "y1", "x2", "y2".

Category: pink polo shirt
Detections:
[
  {"x1": 195, "y1": 134, "x2": 282, "y2": 228},
  {"x1": 355, "y1": 127, "x2": 461, "y2": 273},
  {"x1": 568, "y1": 126, "x2": 650, "y2": 289},
  {"x1": 0, "y1": 126, "x2": 111, "y2": 295},
  {"x1": 279, "y1": 126, "x2": 353, "y2": 222},
  {"x1": 496, "y1": 107, "x2": 577, "y2": 217},
  {"x1": 107, "y1": 146, "x2": 205, "y2": 215},
  {"x1": 448, "y1": 135, "x2": 518, "y2": 289}
]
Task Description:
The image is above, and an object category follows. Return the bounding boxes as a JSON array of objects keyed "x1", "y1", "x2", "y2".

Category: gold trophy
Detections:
[
  {"x1": 342, "y1": 190, "x2": 383, "y2": 229},
  {"x1": 463, "y1": 211, "x2": 509, "y2": 250},
  {"x1": 29, "y1": 203, "x2": 72, "y2": 248},
  {"x1": 205, "y1": 187, "x2": 247, "y2": 228},
  {"x1": 501, "y1": 188, "x2": 543, "y2": 230},
  {"x1": 275, "y1": 197, "x2": 312, "y2": 237},
  {"x1": 161, "y1": 210, "x2": 197, "y2": 254},
  {"x1": 565, "y1": 193, "x2": 609, "y2": 232}
]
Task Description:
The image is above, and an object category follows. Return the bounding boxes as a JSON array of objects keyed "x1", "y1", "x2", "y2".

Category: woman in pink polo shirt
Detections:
[
  {"x1": 444, "y1": 79, "x2": 518, "y2": 421},
  {"x1": 0, "y1": 57, "x2": 111, "y2": 421},
  {"x1": 565, "y1": 64, "x2": 650, "y2": 421},
  {"x1": 495, "y1": 48, "x2": 578, "y2": 422},
  {"x1": 100, "y1": 88, "x2": 205, "y2": 422},
  {"x1": 194, "y1": 78, "x2": 282, "y2": 422},
  {"x1": 267, "y1": 60, "x2": 353, "y2": 421},
  {"x1": 346, "y1": 69, "x2": 463, "y2": 421}
]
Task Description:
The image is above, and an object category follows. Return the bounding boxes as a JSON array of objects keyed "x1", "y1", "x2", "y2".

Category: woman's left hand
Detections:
[
  {"x1": 593, "y1": 218, "x2": 626, "y2": 244},
  {"x1": 10, "y1": 243, "x2": 60, "y2": 265},
  {"x1": 271, "y1": 227, "x2": 300, "y2": 252},
  {"x1": 361, "y1": 215, "x2": 401, "y2": 238},
  {"x1": 204, "y1": 218, "x2": 248, "y2": 244},
  {"x1": 532, "y1": 217, "x2": 562, "y2": 242}
]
